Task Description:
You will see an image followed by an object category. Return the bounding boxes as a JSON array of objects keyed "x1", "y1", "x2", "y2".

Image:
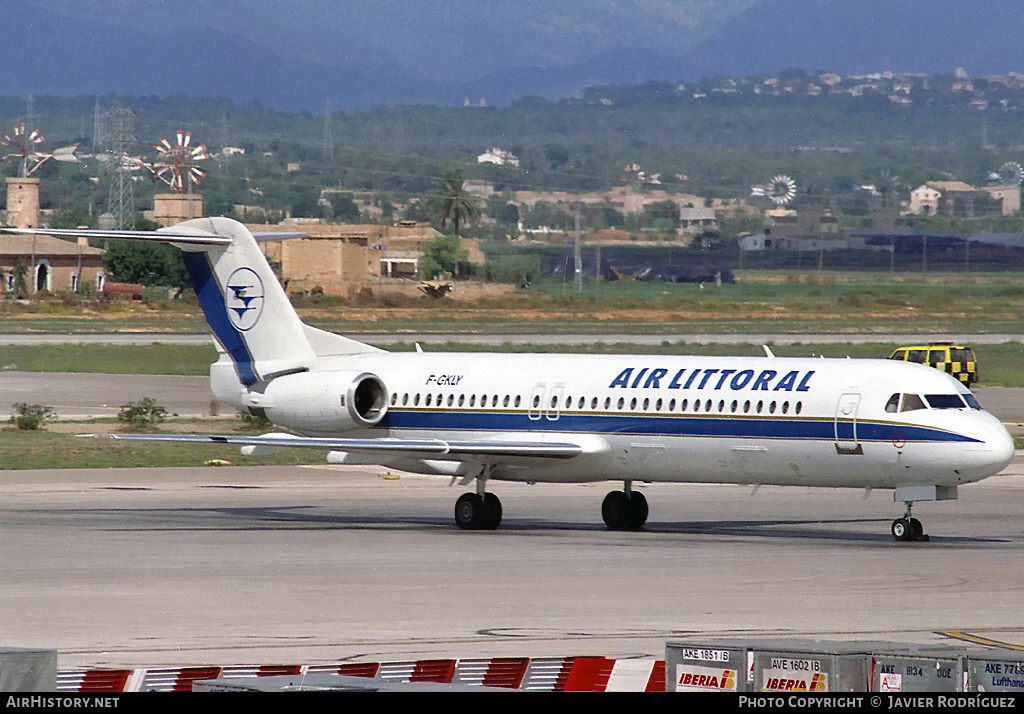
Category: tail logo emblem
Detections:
[{"x1": 225, "y1": 267, "x2": 265, "y2": 331}]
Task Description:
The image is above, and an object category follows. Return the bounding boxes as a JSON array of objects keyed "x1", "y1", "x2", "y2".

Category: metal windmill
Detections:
[
  {"x1": 766, "y1": 174, "x2": 798, "y2": 206},
  {"x1": 0, "y1": 120, "x2": 79, "y2": 177},
  {"x1": 148, "y1": 130, "x2": 209, "y2": 193},
  {"x1": 995, "y1": 161, "x2": 1024, "y2": 186}
]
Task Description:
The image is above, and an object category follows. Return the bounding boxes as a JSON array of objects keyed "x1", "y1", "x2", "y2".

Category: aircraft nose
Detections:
[{"x1": 982, "y1": 421, "x2": 1016, "y2": 474}]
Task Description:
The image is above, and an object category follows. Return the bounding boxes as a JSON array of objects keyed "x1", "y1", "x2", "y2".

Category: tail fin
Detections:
[{"x1": 4, "y1": 218, "x2": 378, "y2": 385}]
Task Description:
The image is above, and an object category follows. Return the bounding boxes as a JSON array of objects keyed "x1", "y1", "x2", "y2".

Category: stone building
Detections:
[
  {"x1": 0, "y1": 233, "x2": 105, "y2": 294},
  {"x1": 248, "y1": 221, "x2": 482, "y2": 296}
]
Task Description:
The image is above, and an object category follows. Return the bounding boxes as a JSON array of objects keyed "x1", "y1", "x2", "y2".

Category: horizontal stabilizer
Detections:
[{"x1": 2, "y1": 226, "x2": 231, "y2": 247}]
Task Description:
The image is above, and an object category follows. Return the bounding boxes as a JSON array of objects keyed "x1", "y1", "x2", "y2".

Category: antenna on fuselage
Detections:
[{"x1": 762, "y1": 345, "x2": 776, "y2": 358}]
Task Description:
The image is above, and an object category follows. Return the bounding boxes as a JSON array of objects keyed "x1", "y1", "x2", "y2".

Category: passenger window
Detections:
[
  {"x1": 782, "y1": 401, "x2": 789, "y2": 414},
  {"x1": 448, "y1": 395, "x2": 454, "y2": 407},
  {"x1": 458, "y1": 395, "x2": 465, "y2": 407},
  {"x1": 402, "y1": 393, "x2": 409, "y2": 406},
  {"x1": 515, "y1": 396, "x2": 521, "y2": 408},
  {"x1": 425, "y1": 394, "x2": 432, "y2": 406},
  {"x1": 795, "y1": 401, "x2": 802, "y2": 414},
  {"x1": 900, "y1": 394, "x2": 927, "y2": 412},
  {"x1": 731, "y1": 400, "x2": 738, "y2": 413},
  {"x1": 705, "y1": 399, "x2": 713, "y2": 412},
  {"x1": 503, "y1": 395, "x2": 510, "y2": 407},
  {"x1": 643, "y1": 398, "x2": 650, "y2": 411},
  {"x1": 617, "y1": 398, "x2": 624, "y2": 409},
  {"x1": 885, "y1": 393, "x2": 900, "y2": 413},
  {"x1": 630, "y1": 398, "x2": 637, "y2": 410},
  {"x1": 604, "y1": 397, "x2": 611, "y2": 409},
  {"x1": 391, "y1": 393, "x2": 397, "y2": 405}
]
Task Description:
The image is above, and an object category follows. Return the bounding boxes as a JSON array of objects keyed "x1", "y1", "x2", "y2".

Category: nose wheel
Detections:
[{"x1": 892, "y1": 503, "x2": 927, "y2": 542}]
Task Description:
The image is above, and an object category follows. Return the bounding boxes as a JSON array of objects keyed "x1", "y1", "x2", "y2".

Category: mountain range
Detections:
[{"x1": 3, "y1": 0, "x2": 1023, "y2": 111}]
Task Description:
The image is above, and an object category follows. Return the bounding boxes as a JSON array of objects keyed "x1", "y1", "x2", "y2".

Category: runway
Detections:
[{"x1": 1, "y1": 461, "x2": 1022, "y2": 670}]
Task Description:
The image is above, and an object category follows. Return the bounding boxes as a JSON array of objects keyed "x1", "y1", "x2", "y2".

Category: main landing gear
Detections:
[
  {"x1": 602, "y1": 482, "x2": 648, "y2": 530},
  {"x1": 454, "y1": 490, "x2": 502, "y2": 530},
  {"x1": 891, "y1": 502, "x2": 927, "y2": 542}
]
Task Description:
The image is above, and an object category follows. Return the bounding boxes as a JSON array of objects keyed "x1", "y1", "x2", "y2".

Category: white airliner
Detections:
[{"x1": 6, "y1": 218, "x2": 1014, "y2": 541}]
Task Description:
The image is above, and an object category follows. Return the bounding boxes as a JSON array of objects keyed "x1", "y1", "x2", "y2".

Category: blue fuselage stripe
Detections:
[
  {"x1": 379, "y1": 411, "x2": 979, "y2": 443},
  {"x1": 182, "y1": 252, "x2": 259, "y2": 386}
]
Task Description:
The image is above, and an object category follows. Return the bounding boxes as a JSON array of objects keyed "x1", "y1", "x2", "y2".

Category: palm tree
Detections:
[{"x1": 428, "y1": 168, "x2": 481, "y2": 236}]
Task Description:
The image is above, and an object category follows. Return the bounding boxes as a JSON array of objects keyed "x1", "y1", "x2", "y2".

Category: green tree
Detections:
[
  {"x1": 327, "y1": 192, "x2": 361, "y2": 222},
  {"x1": 103, "y1": 240, "x2": 190, "y2": 289},
  {"x1": 419, "y1": 234, "x2": 469, "y2": 279},
  {"x1": 47, "y1": 209, "x2": 98, "y2": 230},
  {"x1": 428, "y1": 168, "x2": 481, "y2": 236},
  {"x1": 12, "y1": 258, "x2": 29, "y2": 298}
]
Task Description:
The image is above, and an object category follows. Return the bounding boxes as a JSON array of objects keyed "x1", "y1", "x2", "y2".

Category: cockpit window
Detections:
[
  {"x1": 900, "y1": 394, "x2": 927, "y2": 412},
  {"x1": 885, "y1": 393, "x2": 900, "y2": 413},
  {"x1": 925, "y1": 394, "x2": 966, "y2": 409},
  {"x1": 962, "y1": 393, "x2": 982, "y2": 410}
]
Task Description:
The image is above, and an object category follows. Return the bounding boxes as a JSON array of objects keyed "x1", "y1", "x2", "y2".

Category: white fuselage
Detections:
[{"x1": 213, "y1": 351, "x2": 1014, "y2": 491}]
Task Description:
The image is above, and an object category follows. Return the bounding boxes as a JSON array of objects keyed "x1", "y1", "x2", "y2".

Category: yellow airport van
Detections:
[{"x1": 888, "y1": 342, "x2": 977, "y2": 386}]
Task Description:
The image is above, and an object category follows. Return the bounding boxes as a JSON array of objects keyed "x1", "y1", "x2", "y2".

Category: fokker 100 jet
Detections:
[{"x1": 6, "y1": 218, "x2": 1014, "y2": 541}]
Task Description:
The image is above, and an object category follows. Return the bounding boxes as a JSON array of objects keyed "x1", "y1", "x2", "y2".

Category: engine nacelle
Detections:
[{"x1": 241, "y1": 370, "x2": 388, "y2": 434}]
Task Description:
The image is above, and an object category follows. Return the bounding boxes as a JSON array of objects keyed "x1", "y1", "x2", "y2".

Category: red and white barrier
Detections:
[{"x1": 56, "y1": 656, "x2": 666, "y2": 692}]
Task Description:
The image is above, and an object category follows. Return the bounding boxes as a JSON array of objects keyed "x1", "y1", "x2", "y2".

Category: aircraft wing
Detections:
[{"x1": 81, "y1": 432, "x2": 589, "y2": 460}]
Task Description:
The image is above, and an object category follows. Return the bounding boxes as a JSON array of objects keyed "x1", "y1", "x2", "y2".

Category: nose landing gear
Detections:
[{"x1": 892, "y1": 502, "x2": 927, "y2": 542}]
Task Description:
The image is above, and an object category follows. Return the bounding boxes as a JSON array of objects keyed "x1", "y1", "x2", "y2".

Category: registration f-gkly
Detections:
[{"x1": 8, "y1": 218, "x2": 1014, "y2": 541}]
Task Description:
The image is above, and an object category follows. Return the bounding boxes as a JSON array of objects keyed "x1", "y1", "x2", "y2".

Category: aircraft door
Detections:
[
  {"x1": 834, "y1": 392, "x2": 863, "y2": 455},
  {"x1": 545, "y1": 383, "x2": 564, "y2": 421},
  {"x1": 529, "y1": 383, "x2": 546, "y2": 421}
]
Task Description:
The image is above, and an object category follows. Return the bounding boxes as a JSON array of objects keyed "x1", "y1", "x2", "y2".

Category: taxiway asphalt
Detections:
[{"x1": 1, "y1": 461, "x2": 1022, "y2": 669}]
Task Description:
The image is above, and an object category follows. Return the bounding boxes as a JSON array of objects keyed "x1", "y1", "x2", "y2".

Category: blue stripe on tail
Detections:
[{"x1": 182, "y1": 252, "x2": 259, "y2": 386}]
